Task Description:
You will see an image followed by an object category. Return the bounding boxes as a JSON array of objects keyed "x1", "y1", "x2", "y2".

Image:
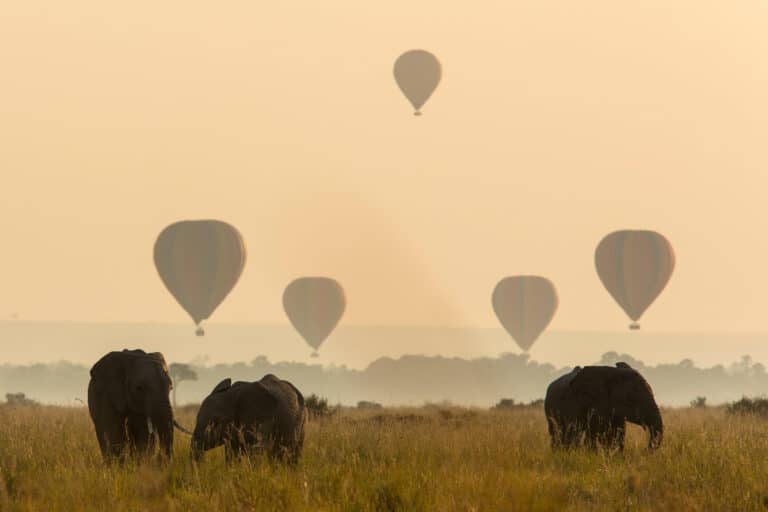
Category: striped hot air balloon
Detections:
[
  {"x1": 594, "y1": 230, "x2": 675, "y2": 330},
  {"x1": 283, "y1": 277, "x2": 345, "y2": 357},
  {"x1": 492, "y1": 276, "x2": 558, "y2": 352},
  {"x1": 154, "y1": 220, "x2": 246, "y2": 336}
]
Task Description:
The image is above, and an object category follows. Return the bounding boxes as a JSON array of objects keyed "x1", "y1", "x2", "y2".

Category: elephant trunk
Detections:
[
  {"x1": 191, "y1": 421, "x2": 217, "y2": 461},
  {"x1": 191, "y1": 433, "x2": 204, "y2": 461},
  {"x1": 644, "y1": 405, "x2": 663, "y2": 450}
]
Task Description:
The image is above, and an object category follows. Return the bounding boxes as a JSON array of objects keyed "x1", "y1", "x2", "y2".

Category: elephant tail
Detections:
[{"x1": 173, "y1": 420, "x2": 193, "y2": 435}]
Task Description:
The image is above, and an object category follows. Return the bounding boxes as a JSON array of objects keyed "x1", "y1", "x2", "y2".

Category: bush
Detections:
[
  {"x1": 726, "y1": 396, "x2": 768, "y2": 417},
  {"x1": 492, "y1": 398, "x2": 543, "y2": 410},
  {"x1": 305, "y1": 394, "x2": 335, "y2": 419},
  {"x1": 357, "y1": 400, "x2": 383, "y2": 410},
  {"x1": 4, "y1": 393, "x2": 38, "y2": 406},
  {"x1": 690, "y1": 396, "x2": 707, "y2": 408},
  {"x1": 493, "y1": 398, "x2": 517, "y2": 410}
]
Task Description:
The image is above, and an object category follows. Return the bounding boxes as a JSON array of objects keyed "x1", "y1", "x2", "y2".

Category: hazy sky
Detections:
[{"x1": 3, "y1": 1, "x2": 768, "y2": 335}]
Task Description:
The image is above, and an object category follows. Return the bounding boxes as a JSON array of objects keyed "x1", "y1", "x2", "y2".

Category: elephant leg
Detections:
[
  {"x1": 105, "y1": 422, "x2": 129, "y2": 460},
  {"x1": 600, "y1": 421, "x2": 617, "y2": 450},
  {"x1": 596, "y1": 416, "x2": 625, "y2": 452},
  {"x1": 127, "y1": 414, "x2": 152, "y2": 456},
  {"x1": 223, "y1": 437, "x2": 235, "y2": 462},
  {"x1": 224, "y1": 440, "x2": 236, "y2": 462},
  {"x1": 287, "y1": 437, "x2": 303, "y2": 466},
  {"x1": 562, "y1": 423, "x2": 584, "y2": 448},
  {"x1": 547, "y1": 416, "x2": 562, "y2": 449},
  {"x1": 585, "y1": 416, "x2": 601, "y2": 450},
  {"x1": 609, "y1": 419, "x2": 626, "y2": 451},
  {"x1": 224, "y1": 444, "x2": 235, "y2": 462},
  {"x1": 224, "y1": 430, "x2": 245, "y2": 462},
  {"x1": 91, "y1": 416, "x2": 111, "y2": 458},
  {"x1": 95, "y1": 412, "x2": 130, "y2": 460},
  {"x1": 547, "y1": 412, "x2": 576, "y2": 449},
  {"x1": 288, "y1": 428, "x2": 304, "y2": 465},
  {"x1": 88, "y1": 384, "x2": 107, "y2": 457},
  {"x1": 89, "y1": 385, "x2": 129, "y2": 460},
  {"x1": 554, "y1": 419, "x2": 575, "y2": 449},
  {"x1": 270, "y1": 433, "x2": 291, "y2": 463},
  {"x1": 242, "y1": 425, "x2": 266, "y2": 460},
  {"x1": 592, "y1": 417, "x2": 624, "y2": 451}
]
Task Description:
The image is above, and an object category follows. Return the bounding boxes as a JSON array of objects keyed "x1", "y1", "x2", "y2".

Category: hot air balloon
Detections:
[
  {"x1": 283, "y1": 277, "x2": 345, "y2": 357},
  {"x1": 154, "y1": 220, "x2": 246, "y2": 336},
  {"x1": 594, "y1": 230, "x2": 675, "y2": 330},
  {"x1": 393, "y1": 49, "x2": 441, "y2": 116},
  {"x1": 492, "y1": 276, "x2": 558, "y2": 352}
]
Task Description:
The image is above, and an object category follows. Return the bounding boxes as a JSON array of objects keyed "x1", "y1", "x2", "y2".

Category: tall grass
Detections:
[{"x1": 0, "y1": 405, "x2": 765, "y2": 511}]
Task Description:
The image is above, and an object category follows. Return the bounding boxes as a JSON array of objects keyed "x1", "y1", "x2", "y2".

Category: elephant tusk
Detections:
[{"x1": 147, "y1": 418, "x2": 155, "y2": 435}]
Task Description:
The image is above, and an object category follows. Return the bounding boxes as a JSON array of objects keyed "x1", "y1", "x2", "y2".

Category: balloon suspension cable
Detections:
[
  {"x1": 414, "y1": 111, "x2": 422, "y2": 116},
  {"x1": 629, "y1": 323, "x2": 640, "y2": 331},
  {"x1": 195, "y1": 326, "x2": 205, "y2": 337}
]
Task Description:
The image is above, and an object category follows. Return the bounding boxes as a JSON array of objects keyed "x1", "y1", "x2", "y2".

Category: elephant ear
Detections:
[
  {"x1": 283, "y1": 381, "x2": 305, "y2": 410},
  {"x1": 211, "y1": 378, "x2": 232, "y2": 394},
  {"x1": 147, "y1": 352, "x2": 172, "y2": 388},
  {"x1": 90, "y1": 352, "x2": 129, "y2": 414}
]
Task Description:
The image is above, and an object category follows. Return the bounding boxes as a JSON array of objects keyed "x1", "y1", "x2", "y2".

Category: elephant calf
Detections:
[
  {"x1": 544, "y1": 362, "x2": 663, "y2": 451},
  {"x1": 192, "y1": 374, "x2": 307, "y2": 464}
]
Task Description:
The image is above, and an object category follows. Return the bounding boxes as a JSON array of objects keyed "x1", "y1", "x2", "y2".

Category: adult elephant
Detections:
[
  {"x1": 88, "y1": 349, "x2": 189, "y2": 461},
  {"x1": 191, "y1": 374, "x2": 307, "y2": 464},
  {"x1": 544, "y1": 362, "x2": 663, "y2": 451}
]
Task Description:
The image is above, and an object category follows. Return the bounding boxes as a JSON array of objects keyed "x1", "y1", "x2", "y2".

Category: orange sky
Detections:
[{"x1": 2, "y1": 1, "x2": 768, "y2": 333}]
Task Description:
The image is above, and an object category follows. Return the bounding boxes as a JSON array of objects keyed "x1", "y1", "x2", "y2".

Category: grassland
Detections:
[{"x1": 0, "y1": 404, "x2": 766, "y2": 511}]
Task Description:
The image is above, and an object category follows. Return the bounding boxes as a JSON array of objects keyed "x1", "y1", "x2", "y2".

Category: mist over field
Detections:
[{"x1": 2, "y1": 321, "x2": 766, "y2": 407}]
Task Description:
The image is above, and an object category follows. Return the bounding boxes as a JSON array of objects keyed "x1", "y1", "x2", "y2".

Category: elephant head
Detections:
[
  {"x1": 191, "y1": 378, "x2": 278, "y2": 461},
  {"x1": 569, "y1": 363, "x2": 663, "y2": 449},
  {"x1": 90, "y1": 349, "x2": 175, "y2": 457}
]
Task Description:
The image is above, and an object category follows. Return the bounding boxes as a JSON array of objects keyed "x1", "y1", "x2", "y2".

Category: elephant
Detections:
[
  {"x1": 191, "y1": 374, "x2": 307, "y2": 464},
  {"x1": 544, "y1": 362, "x2": 663, "y2": 451},
  {"x1": 88, "y1": 349, "x2": 190, "y2": 461}
]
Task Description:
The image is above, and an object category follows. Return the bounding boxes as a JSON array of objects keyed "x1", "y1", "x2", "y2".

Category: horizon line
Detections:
[{"x1": 0, "y1": 319, "x2": 767, "y2": 337}]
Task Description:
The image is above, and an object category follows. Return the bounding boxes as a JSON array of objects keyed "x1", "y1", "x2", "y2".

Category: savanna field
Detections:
[{"x1": 0, "y1": 405, "x2": 767, "y2": 511}]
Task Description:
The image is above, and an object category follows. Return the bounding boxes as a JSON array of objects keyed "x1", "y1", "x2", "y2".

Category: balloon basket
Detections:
[
  {"x1": 310, "y1": 352, "x2": 319, "y2": 358},
  {"x1": 195, "y1": 326, "x2": 205, "y2": 337},
  {"x1": 414, "y1": 111, "x2": 422, "y2": 116},
  {"x1": 629, "y1": 323, "x2": 640, "y2": 330}
]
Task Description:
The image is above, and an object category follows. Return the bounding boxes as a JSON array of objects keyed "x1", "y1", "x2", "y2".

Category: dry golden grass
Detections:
[{"x1": 0, "y1": 405, "x2": 766, "y2": 511}]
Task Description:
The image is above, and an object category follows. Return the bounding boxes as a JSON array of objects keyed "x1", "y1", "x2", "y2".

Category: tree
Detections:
[{"x1": 169, "y1": 363, "x2": 198, "y2": 407}]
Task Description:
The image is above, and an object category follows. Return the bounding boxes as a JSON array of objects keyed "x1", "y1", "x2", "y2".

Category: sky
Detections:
[{"x1": 2, "y1": 1, "x2": 768, "y2": 353}]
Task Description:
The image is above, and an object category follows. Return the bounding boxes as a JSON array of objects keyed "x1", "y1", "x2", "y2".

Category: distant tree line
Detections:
[{"x1": 1, "y1": 352, "x2": 768, "y2": 407}]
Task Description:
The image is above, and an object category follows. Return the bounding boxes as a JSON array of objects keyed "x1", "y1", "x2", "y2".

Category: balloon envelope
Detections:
[
  {"x1": 594, "y1": 230, "x2": 675, "y2": 328},
  {"x1": 283, "y1": 277, "x2": 345, "y2": 353},
  {"x1": 393, "y1": 49, "x2": 442, "y2": 115},
  {"x1": 154, "y1": 220, "x2": 246, "y2": 331},
  {"x1": 492, "y1": 276, "x2": 558, "y2": 352}
]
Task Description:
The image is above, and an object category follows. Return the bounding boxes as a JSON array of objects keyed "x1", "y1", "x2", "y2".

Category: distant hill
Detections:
[{"x1": 2, "y1": 351, "x2": 768, "y2": 407}]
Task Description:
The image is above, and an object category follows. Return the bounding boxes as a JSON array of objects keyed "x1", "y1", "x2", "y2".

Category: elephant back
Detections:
[
  {"x1": 259, "y1": 376, "x2": 303, "y2": 417},
  {"x1": 545, "y1": 368, "x2": 579, "y2": 399},
  {"x1": 258, "y1": 375, "x2": 306, "y2": 444}
]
